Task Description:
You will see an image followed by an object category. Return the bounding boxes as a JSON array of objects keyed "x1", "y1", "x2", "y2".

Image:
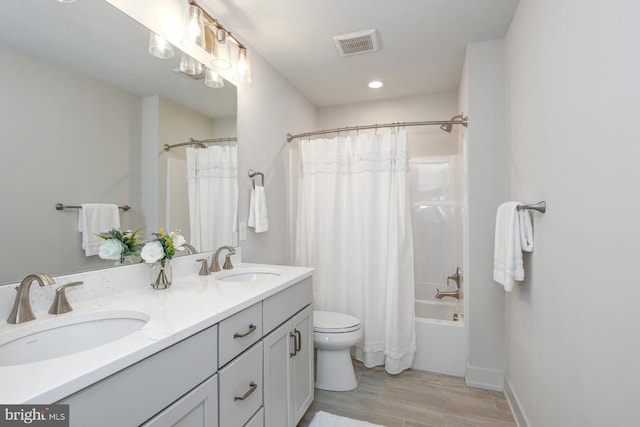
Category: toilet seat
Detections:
[{"x1": 314, "y1": 310, "x2": 360, "y2": 333}]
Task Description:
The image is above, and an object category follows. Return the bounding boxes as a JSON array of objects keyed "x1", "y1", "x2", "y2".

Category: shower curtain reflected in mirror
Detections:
[
  {"x1": 295, "y1": 130, "x2": 416, "y2": 374},
  {"x1": 186, "y1": 145, "x2": 238, "y2": 252}
]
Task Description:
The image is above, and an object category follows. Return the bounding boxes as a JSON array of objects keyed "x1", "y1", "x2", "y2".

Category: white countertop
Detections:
[{"x1": 0, "y1": 262, "x2": 314, "y2": 404}]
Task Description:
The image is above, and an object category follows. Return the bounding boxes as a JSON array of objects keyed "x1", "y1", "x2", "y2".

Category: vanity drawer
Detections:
[
  {"x1": 219, "y1": 341, "x2": 263, "y2": 427},
  {"x1": 218, "y1": 302, "x2": 262, "y2": 367},
  {"x1": 263, "y1": 276, "x2": 313, "y2": 335}
]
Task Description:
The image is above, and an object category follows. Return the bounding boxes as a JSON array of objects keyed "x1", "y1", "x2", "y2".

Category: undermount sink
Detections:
[
  {"x1": 216, "y1": 267, "x2": 281, "y2": 282},
  {"x1": 0, "y1": 310, "x2": 149, "y2": 366}
]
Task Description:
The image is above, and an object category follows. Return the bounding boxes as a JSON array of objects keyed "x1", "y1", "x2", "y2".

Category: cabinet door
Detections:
[
  {"x1": 142, "y1": 374, "x2": 218, "y2": 427},
  {"x1": 290, "y1": 305, "x2": 314, "y2": 425},
  {"x1": 263, "y1": 320, "x2": 293, "y2": 427}
]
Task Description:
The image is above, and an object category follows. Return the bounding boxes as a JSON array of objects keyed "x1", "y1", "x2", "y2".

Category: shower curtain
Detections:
[
  {"x1": 295, "y1": 130, "x2": 416, "y2": 374},
  {"x1": 186, "y1": 145, "x2": 238, "y2": 252}
]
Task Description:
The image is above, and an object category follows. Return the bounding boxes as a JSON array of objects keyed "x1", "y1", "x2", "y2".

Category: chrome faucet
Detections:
[
  {"x1": 210, "y1": 246, "x2": 236, "y2": 273},
  {"x1": 7, "y1": 273, "x2": 56, "y2": 324},
  {"x1": 435, "y1": 267, "x2": 463, "y2": 300}
]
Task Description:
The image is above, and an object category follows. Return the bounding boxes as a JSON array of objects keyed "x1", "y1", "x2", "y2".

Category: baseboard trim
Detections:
[
  {"x1": 464, "y1": 362, "x2": 504, "y2": 391},
  {"x1": 503, "y1": 377, "x2": 529, "y2": 427}
]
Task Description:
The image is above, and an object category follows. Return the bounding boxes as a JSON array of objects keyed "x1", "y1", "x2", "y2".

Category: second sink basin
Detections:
[
  {"x1": 0, "y1": 310, "x2": 149, "y2": 366},
  {"x1": 216, "y1": 267, "x2": 281, "y2": 282}
]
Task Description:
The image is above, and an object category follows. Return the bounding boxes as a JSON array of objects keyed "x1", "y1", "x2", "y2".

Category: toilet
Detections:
[{"x1": 313, "y1": 310, "x2": 363, "y2": 391}]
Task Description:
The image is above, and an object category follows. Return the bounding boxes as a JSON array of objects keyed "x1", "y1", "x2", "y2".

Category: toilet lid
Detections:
[{"x1": 313, "y1": 310, "x2": 361, "y2": 333}]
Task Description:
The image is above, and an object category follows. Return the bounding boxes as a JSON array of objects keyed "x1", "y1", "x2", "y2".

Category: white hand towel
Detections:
[
  {"x1": 78, "y1": 203, "x2": 121, "y2": 256},
  {"x1": 248, "y1": 185, "x2": 269, "y2": 233},
  {"x1": 493, "y1": 202, "x2": 534, "y2": 291}
]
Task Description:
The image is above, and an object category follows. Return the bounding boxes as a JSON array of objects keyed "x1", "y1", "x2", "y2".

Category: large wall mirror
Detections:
[{"x1": 0, "y1": 0, "x2": 238, "y2": 285}]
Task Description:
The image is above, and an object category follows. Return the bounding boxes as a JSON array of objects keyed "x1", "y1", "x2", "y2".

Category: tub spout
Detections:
[{"x1": 435, "y1": 289, "x2": 462, "y2": 300}]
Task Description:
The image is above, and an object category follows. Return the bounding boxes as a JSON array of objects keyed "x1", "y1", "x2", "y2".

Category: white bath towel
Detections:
[
  {"x1": 248, "y1": 185, "x2": 269, "y2": 233},
  {"x1": 493, "y1": 202, "x2": 534, "y2": 291},
  {"x1": 78, "y1": 203, "x2": 121, "y2": 256}
]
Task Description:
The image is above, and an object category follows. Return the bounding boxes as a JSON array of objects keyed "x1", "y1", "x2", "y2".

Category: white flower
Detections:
[
  {"x1": 172, "y1": 233, "x2": 186, "y2": 251},
  {"x1": 98, "y1": 239, "x2": 125, "y2": 260},
  {"x1": 141, "y1": 241, "x2": 165, "y2": 263}
]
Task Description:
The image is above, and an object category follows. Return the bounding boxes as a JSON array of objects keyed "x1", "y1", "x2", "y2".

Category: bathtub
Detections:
[{"x1": 413, "y1": 284, "x2": 467, "y2": 376}]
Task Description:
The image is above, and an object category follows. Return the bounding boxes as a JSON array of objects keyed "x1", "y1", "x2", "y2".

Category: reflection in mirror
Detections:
[{"x1": 0, "y1": 0, "x2": 237, "y2": 285}]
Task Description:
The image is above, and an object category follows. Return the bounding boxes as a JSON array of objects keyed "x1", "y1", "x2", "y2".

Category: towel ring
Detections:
[{"x1": 248, "y1": 169, "x2": 264, "y2": 189}]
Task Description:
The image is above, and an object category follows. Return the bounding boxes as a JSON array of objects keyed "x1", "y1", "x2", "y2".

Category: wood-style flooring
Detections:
[{"x1": 298, "y1": 361, "x2": 516, "y2": 427}]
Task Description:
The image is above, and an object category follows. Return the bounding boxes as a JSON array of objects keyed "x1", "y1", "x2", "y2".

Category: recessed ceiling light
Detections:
[{"x1": 368, "y1": 80, "x2": 385, "y2": 89}]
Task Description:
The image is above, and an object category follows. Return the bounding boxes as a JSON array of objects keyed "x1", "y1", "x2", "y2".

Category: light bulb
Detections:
[
  {"x1": 237, "y1": 48, "x2": 252, "y2": 85},
  {"x1": 184, "y1": 5, "x2": 205, "y2": 48}
]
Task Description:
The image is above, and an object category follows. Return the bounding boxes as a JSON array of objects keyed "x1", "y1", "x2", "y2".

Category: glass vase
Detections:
[{"x1": 150, "y1": 258, "x2": 172, "y2": 290}]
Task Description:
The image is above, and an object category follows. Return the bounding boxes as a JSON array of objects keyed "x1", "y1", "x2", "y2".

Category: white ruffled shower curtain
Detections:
[
  {"x1": 295, "y1": 130, "x2": 416, "y2": 374},
  {"x1": 186, "y1": 145, "x2": 238, "y2": 252}
]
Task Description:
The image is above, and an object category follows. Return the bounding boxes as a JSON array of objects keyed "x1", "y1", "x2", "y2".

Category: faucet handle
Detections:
[
  {"x1": 196, "y1": 259, "x2": 210, "y2": 276},
  {"x1": 48, "y1": 281, "x2": 83, "y2": 315},
  {"x1": 222, "y1": 253, "x2": 234, "y2": 270}
]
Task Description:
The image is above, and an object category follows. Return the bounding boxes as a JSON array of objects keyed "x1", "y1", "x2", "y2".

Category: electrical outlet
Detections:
[{"x1": 239, "y1": 221, "x2": 247, "y2": 241}]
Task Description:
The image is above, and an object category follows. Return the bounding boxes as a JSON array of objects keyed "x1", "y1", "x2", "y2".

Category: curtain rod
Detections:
[
  {"x1": 286, "y1": 115, "x2": 468, "y2": 142},
  {"x1": 164, "y1": 137, "x2": 238, "y2": 152}
]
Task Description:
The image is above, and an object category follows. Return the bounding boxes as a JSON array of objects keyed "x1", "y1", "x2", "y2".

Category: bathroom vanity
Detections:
[{"x1": 0, "y1": 257, "x2": 314, "y2": 427}]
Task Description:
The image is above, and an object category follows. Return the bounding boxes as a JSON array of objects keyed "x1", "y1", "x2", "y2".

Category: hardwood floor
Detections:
[{"x1": 298, "y1": 361, "x2": 516, "y2": 427}]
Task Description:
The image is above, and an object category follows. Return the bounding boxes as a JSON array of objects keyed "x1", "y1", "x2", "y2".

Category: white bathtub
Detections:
[{"x1": 413, "y1": 298, "x2": 467, "y2": 377}]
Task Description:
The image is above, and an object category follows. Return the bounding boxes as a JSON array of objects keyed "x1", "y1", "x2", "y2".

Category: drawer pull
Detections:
[
  {"x1": 233, "y1": 323, "x2": 257, "y2": 339},
  {"x1": 290, "y1": 332, "x2": 298, "y2": 357},
  {"x1": 294, "y1": 329, "x2": 302, "y2": 353},
  {"x1": 234, "y1": 381, "x2": 257, "y2": 401}
]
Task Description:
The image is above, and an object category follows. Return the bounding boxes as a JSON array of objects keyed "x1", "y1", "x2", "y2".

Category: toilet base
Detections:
[{"x1": 315, "y1": 348, "x2": 357, "y2": 391}]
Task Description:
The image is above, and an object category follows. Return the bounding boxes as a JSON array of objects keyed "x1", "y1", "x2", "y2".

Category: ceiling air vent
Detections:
[{"x1": 332, "y1": 29, "x2": 379, "y2": 57}]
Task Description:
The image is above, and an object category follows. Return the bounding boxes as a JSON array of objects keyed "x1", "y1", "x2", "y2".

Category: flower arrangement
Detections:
[
  {"x1": 97, "y1": 228, "x2": 144, "y2": 264},
  {"x1": 140, "y1": 228, "x2": 186, "y2": 263}
]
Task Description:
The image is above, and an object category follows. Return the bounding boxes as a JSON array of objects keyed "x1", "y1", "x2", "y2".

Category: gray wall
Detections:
[
  {"x1": 0, "y1": 43, "x2": 142, "y2": 283},
  {"x1": 504, "y1": 0, "x2": 640, "y2": 425},
  {"x1": 459, "y1": 40, "x2": 508, "y2": 390}
]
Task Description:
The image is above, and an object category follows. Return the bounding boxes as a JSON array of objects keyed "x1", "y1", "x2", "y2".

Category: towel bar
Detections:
[
  {"x1": 248, "y1": 169, "x2": 264, "y2": 189},
  {"x1": 517, "y1": 201, "x2": 546, "y2": 213},
  {"x1": 56, "y1": 203, "x2": 130, "y2": 211}
]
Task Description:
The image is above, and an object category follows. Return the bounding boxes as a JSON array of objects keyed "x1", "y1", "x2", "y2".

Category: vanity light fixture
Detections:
[
  {"x1": 183, "y1": 4, "x2": 205, "y2": 48},
  {"x1": 205, "y1": 68, "x2": 224, "y2": 88},
  {"x1": 236, "y1": 47, "x2": 252, "y2": 85},
  {"x1": 180, "y1": 52, "x2": 204, "y2": 76},
  {"x1": 147, "y1": 0, "x2": 252, "y2": 87},
  {"x1": 187, "y1": 0, "x2": 252, "y2": 85},
  {"x1": 368, "y1": 80, "x2": 385, "y2": 89},
  {"x1": 148, "y1": 32, "x2": 174, "y2": 59},
  {"x1": 211, "y1": 28, "x2": 232, "y2": 70}
]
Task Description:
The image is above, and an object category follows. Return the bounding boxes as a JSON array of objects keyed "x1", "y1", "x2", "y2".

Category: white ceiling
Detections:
[{"x1": 201, "y1": 0, "x2": 519, "y2": 107}]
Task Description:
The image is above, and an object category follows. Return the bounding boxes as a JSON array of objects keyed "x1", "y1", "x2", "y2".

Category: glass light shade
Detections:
[
  {"x1": 183, "y1": 5, "x2": 205, "y2": 48},
  {"x1": 148, "y1": 32, "x2": 174, "y2": 59},
  {"x1": 205, "y1": 68, "x2": 224, "y2": 88},
  {"x1": 180, "y1": 52, "x2": 203, "y2": 76},
  {"x1": 210, "y1": 29, "x2": 232, "y2": 70},
  {"x1": 236, "y1": 48, "x2": 252, "y2": 85}
]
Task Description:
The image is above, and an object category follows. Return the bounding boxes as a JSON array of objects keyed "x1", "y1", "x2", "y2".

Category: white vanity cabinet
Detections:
[
  {"x1": 263, "y1": 278, "x2": 314, "y2": 427},
  {"x1": 50, "y1": 270, "x2": 314, "y2": 427}
]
